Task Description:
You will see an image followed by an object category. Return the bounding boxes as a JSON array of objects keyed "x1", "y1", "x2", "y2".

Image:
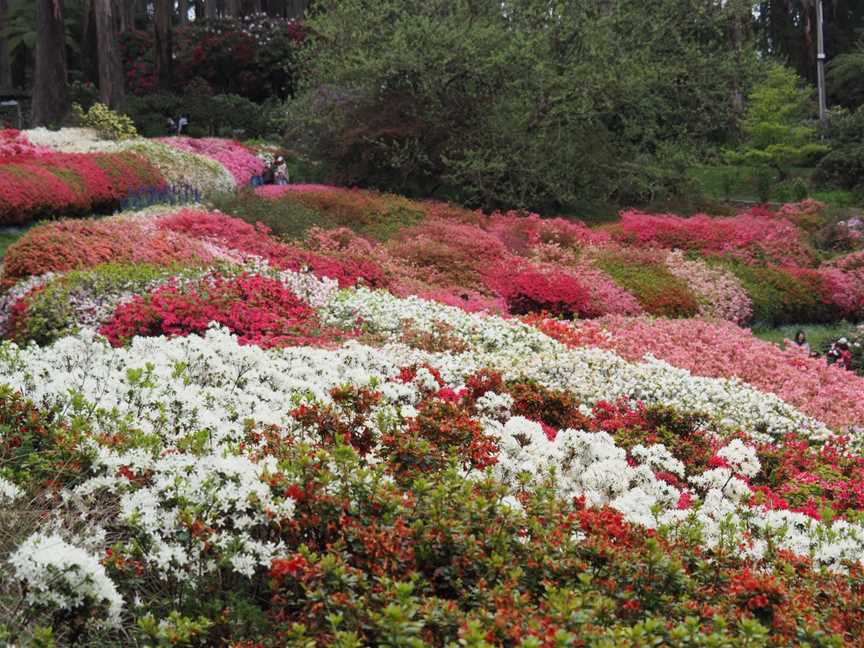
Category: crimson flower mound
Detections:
[{"x1": 100, "y1": 273, "x2": 341, "y2": 348}]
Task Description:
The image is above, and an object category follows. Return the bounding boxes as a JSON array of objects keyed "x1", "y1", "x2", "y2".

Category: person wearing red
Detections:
[{"x1": 830, "y1": 337, "x2": 854, "y2": 370}]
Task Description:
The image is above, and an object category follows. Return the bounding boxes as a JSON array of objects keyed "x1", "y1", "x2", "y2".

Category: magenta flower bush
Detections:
[{"x1": 158, "y1": 137, "x2": 265, "y2": 185}]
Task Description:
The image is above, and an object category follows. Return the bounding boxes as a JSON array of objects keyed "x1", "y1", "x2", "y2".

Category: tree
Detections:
[
  {"x1": 0, "y1": 0, "x2": 11, "y2": 88},
  {"x1": 289, "y1": 0, "x2": 756, "y2": 211},
  {"x1": 727, "y1": 63, "x2": 828, "y2": 179},
  {"x1": 828, "y1": 39, "x2": 864, "y2": 110},
  {"x1": 154, "y1": 0, "x2": 172, "y2": 90},
  {"x1": 93, "y1": 0, "x2": 124, "y2": 106},
  {"x1": 31, "y1": 0, "x2": 68, "y2": 126}
]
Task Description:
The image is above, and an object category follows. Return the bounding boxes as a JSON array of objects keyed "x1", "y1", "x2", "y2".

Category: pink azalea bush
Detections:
[
  {"x1": 557, "y1": 316, "x2": 864, "y2": 430},
  {"x1": 665, "y1": 250, "x2": 753, "y2": 324},
  {"x1": 158, "y1": 137, "x2": 265, "y2": 185}
]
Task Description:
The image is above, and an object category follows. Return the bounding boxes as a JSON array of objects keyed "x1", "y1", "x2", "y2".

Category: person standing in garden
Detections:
[
  {"x1": 794, "y1": 330, "x2": 810, "y2": 354},
  {"x1": 274, "y1": 156, "x2": 289, "y2": 185}
]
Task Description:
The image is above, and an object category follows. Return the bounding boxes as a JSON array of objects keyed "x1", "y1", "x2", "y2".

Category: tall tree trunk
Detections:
[
  {"x1": 94, "y1": 0, "x2": 125, "y2": 106},
  {"x1": 154, "y1": 0, "x2": 173, "y2": 90},
  {"x1": 205, "y1": 0, "x2": 218, "y2": 19},
  {"x1": 31, "y1": 0, "x2": 69, "y2": 126},
  {"x1": 285, "y1": 0, "x2": 308, "y2": 20},
  {"x1": 116, "y1": 0, "x2": 134, "y2": 32},
  {"x1": 178, "y1": 0, "x2": 189, "y2": 23},
  {"x1": 0, "y1": 0, "x2": 12, "y2": 89},
  {"x1": 226, "y1": 0, "x2": 240, "y2": 16}
]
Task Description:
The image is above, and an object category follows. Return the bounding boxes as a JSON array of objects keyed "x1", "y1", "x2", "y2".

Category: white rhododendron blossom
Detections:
[
  {"x1": 0, "y1": 475, "x2": 22, "y2": 503},
  {"x1": 9, "y1": 533, "x2": 123, "y2": 625},
  {"x1": 715, "y1": 438, "x2": 761, "y2": 477}
]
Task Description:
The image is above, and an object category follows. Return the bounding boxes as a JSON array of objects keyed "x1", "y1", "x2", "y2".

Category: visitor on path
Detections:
[
  {"x1": 274, "y1": 156, "x2": 289, "y2": 185},
  {"x1": 828, "y1": 338, "x2": 854, "y2": 370},
  {"x1": 794, "y1": 330, "x2": 810, "y2": 354}
]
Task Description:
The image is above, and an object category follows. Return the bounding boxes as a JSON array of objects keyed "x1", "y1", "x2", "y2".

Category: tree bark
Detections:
[
  {"x1": 116, "y1": 0, "x2": 134, "y2": 32},
  {"x1": 179, "y1": 0, "x2": 189, "y2": 23},
  {"x1": 94, "y1": 0, "x2": 125, "y2": 106},
  {"x1": 226, "y1": 0, "x2": 240, "y2": 16},
  {"x1": 0, "y1": 0, "x2": 12, "y2": 89},
  {"x1": 154, "y1": 0, "x2": 173, "y2": 90},
  {"x1": 205, "y1": 0, "x2": 218, "y2": 19},
  {"x1": 31, "y1": 0, "x2": 69, "y2": 126}
]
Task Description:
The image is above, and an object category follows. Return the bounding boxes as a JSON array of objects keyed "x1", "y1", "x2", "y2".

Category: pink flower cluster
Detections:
[
  {"x1": 665, "y1": 250, "x2": 753, "y2": 324},
  {"x1": 562, "y1": 316, "x2": 864, "y2": 430},
  {"x1": 158, "y1": 137, "x2": 265, "y2": 185},
  {"x1": 613, "y1": 209, "x2": 815, "y2": 266},
  {"x1": 0, "y1": 129, "x2": 49, "y2": 162}
]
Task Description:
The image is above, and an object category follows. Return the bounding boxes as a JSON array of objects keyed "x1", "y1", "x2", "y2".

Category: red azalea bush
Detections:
[
  {"x1": 484, "y1": 261, "x2": 591, "y2": 318},
  {"x1": 3, "y1": 218, "x2": 213, "y2": 280},
  {"x1": 611, "y1": 209, "x2": 815, "y2": 266},
  {"x1": 0, "y1": 151, "x2": 166, "y2": 224},
  {"x1": 100, "y1": 273, "x2": 340, "y2": 348}
]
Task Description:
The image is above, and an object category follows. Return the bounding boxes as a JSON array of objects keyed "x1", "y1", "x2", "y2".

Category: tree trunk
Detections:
[
  {"x1": 94, "y1": 0, "x2": 125, "y2": 106},
  {"x1": 179, "y1": 0, "x2": 189, "y2": 23},
  {"x1": 205, "y1": 0, "x2": 218, "y2": 19},
  {"x1": 0, "y1": 0, "x2": 12, "y2": 89},
  {"x1": 285, "y1": 0, "x2": 308, "y2": 20},
  {"x1": 226, "y1": 0, "x2": 240, "y2": 16},
  {"x1": 154, "y1": 0, "x2": 173, "y2": 90},
  {"x1": 31, "y1": 0, "x2": 69, "y2": 126},
  {"x1": 116, "y1": 0, "x2": 134, "y2": 32}
]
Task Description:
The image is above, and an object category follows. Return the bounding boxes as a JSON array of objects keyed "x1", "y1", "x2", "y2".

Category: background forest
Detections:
[{"x1": 2, "y1": 0, "x2": 864, "y2": 214}]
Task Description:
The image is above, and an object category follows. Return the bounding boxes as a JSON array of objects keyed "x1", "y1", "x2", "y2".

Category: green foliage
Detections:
[
  {"x1": 121, "y1": 91, "x2": 282, "y2": 139},
  {"x1": 289, "y1": 0, "x2": 757, "y2": 212},
  {"x1": 71, "y1": 102, "x2": 139, "y2": 140},
  {"x1": 828, "y1": 39, "x2": 864, "y2": 110},
  {"x1": 815, "y1": 107, "x2": 864, "y2": 190},
  {"x1": 727, "y1": 63, "x2": 828, "y2": 178},
  {"x1": 12, "y1": 263, "x2": 181, "y2": 346},
  {"x1": 211, "y1": 190, "x2": 339, "y2": 241},
  {"x1": 594, "y1": 251, "x2": 700, "y2": 318},
  {"x1": 713, "y1": 258, "x2": 836, "y2": 327}
]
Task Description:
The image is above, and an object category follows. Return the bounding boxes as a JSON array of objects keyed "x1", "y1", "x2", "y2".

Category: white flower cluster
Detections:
[
  {"x1": 9, "y1": 532, "x2": 123, "y2": 625},
  {"x1": 85, "y1": 453, "x2": 296, "y2": 580}
]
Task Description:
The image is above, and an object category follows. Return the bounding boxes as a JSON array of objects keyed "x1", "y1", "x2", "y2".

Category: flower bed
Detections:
[{"x1": 2, "y1": 198, "x2": 864, "y2": 644}]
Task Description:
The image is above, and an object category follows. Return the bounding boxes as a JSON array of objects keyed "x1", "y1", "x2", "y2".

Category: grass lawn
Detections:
[
  {"x1": 751, "y1": 321, "x2": 856, "y2": 354},
  {"x1": 0, "y1": 228, "x2": 25, "y2": 261}
]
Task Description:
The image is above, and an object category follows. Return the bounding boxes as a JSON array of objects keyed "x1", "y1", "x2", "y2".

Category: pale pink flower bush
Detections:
[
  {"x1": 665, "y1": 250, "x2": 753, "y2": 324},
  {"x1": 566, "y1": 316, "x2": 864, "y2": 430}
]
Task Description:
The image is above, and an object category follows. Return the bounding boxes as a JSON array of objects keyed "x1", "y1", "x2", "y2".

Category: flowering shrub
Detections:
[
  {"x1": 486, "y1": 210, "x2": 609, "y2": 253},
  {"x1": 593, "y1": 248, "x2": 700, "y2": 317},
  {"x1": 158, "y1": 137, "x2": 264, "y2": 185},
  {"x1": 99, "y1": 272, "x2": 340, "y2": 348},
  {"x1": 484, "y1": 261, "x2": 591, "y2": 318},
  {"x1": 0, "y1": 129, "x2": 51, "y2": 161},
  {"x1": 612, "y1": 209, "x2": 815, "y2": 266},
  {"x1": 665, "y1": 250, "x2": 753, "y2": 323},
  {"x1": 0, "y1": 151, "x2": 166, "y2": 224},
  {"x1": 543, "y1": 315, "x2": 864, "y2": 430},
  {"x1": 2, "y1": 215, "x2": 212, "y2": 280}
]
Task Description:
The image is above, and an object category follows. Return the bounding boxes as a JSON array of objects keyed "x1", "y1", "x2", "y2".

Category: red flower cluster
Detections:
[
  {"x1": 99, "y1": 273, "x2": 340, "y2": 348},
  {"x1": 612, "y1": 208, "x2": 815, "y2": 266},
  {"x1": 0, "y1": 150, "x2": 166, "y2": 224}
]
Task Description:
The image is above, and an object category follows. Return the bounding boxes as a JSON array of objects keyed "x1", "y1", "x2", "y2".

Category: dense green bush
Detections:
[
  {"x1": 815, "y1": 107, "x2": 864, "y2": 190},
  {"x1": 715, "y1": 259, "x2": 838, "y2": 326},
  {"x1": 288, "y1": 0, "x2": 757, "y2": 212},
  {"x1": 211, "y1": 190, "x2": 339, "y2": 240},
  {"x1": 122, "y1": 91, "x2": 280, "y2": 139}
]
